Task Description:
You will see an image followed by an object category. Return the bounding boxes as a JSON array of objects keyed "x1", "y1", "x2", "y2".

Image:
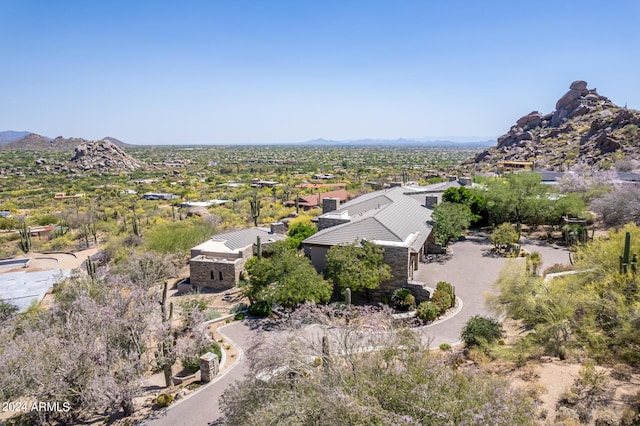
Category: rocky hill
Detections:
[
  {"x1": 467, "y1": 81, "x2": 640, "y2": 171},
  {"x1": 1, "y1": 134, "x2": 131, "y2": 151},
  {"x1": 69, "y1": 139, "x2": 142, "y2": 172}
]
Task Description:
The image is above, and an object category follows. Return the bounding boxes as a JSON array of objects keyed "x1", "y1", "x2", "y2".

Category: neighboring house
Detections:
[
  {"x1": 250, "y1": 179, "x2": 279, "y2": 188},
  {"x1": 53, "y1": 192, "x2": 85, "y2": 199},
  {"x1": 141, "y1": 192, "x2": 179, "y2": 200},
  {"x1": 189, "y1": 224, "x2": 287, "y2": 290},
  {"x1": 29, "y1": 225, "x2": 55, "y2": 239},
  {"x1": 0, "y1": 211, "x2": 11, "y2": 218},
  {"x1": 312, "y1": 173, "x2": 335, "y2": 180},
  {"x1": 302, "y1": 183, "x2": 460, "y2": 300},
  {"x1": 179, "y1": 199, "x2": 230, "y2": 208},
  {"x1": 284, "y1": 189, "x2": 353, "y2": 211}
]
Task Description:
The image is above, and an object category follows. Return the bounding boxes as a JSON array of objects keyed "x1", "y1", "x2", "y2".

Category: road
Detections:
[{"x1": 146, "y1": 233, "x2": 569, "y2": 425}]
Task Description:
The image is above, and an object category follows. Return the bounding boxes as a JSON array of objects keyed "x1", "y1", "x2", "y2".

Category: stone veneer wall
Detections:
[
  {"x1": 317, "y1": 217, "x2": 350, "y2": 231},
  {"x1": 190, "y1": 245, "x2": 253, "y2": 290},
  {"x1": 426, "y1": 231, "x2": 447, "y2": 254},
  {"x1": 373, "y1": 245, "x2": 410, "y2": 297},
  {"x1": 190, "y1": 258, "x2": 241, "y2": 290}
]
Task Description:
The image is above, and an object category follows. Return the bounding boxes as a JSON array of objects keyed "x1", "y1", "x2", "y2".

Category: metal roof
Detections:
[
  {"x1": 304, "y1": 186, "x2": 433, "y2": 251},
  {"x1": 193, "y1": 227, "x2": 286, "y2": 253}
]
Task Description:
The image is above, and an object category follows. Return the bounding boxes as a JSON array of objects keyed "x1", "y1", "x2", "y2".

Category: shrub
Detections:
[
  {"x1": 181, "y1": 341, "x2": 223, "y2": 373},
  {"x1": 416, "y1": 301, "x2": 440, "y2": 322},
  {"x1": 390, "y1": 288, "x2": 415, "y2": 311},
  {"x1": 205, "y1": 308, "x2": 221, "y2": 321},
  {"x1": 461, "y1": 315, "x2": 504, "y2": 348},
  {"x1": 431, "y1": 290, "x2": 452, "y2": 315},
  {"x1": 156, "y1": 393, "x2": 174, "y2": 408},
  {"x1": 248, "y1": 300, "x2": 272, "y2": 317},
  {"x1": 439, "y1": 343, "x2": 452, "y2": 351},
  {"x1": 179, "y1": 295, "x2": 208, "y2": 313},
  {"x1": 435, "y1": 281, "x2": 453, "y2": 295},
  {"x1": 229, "y1": 302, "x2": 248, "y2": 314}
]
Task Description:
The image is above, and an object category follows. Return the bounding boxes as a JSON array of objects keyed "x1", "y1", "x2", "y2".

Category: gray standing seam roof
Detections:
[
  {"x1": 304, "y1": 186, "x2": 433, "y2": 250},
  {"x1": 210, "y1": 227, "x2": 285, "y2": 251}
]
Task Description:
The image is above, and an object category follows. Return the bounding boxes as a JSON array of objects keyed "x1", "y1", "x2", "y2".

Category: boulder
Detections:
[
  {"x1": 555, "y1": 89, "x2": 583, "y2": 110},
  {"x1": 569, "y1": 80, "x2": 588, "y2": 90},
  {"x1": 516, "y1": 111, "x2": 542, "y2": 128}
]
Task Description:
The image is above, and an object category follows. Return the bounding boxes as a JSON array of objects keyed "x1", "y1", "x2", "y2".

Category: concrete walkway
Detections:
[{"x1": 145, "y1": 233, "x2": 570, "y2": 425}]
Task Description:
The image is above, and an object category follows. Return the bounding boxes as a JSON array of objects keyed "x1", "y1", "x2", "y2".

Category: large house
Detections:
[
  {"x1": 189, "y1": 224, "x2": 287, "y2": 290},
  {"x1": 302, "y1": 182, "x2": 463, "y2": 299},
  {"x1": 284, "y1": 189, "x2": 353, "y2": 211}
]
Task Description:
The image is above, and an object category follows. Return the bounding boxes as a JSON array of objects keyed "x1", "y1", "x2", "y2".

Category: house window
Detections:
[
  {"x1": 210, "y1": 271, "x2": 215, "y2": 280},
  {"x1": 219, "y1": 271, "x2": 223, "y2": 281}
]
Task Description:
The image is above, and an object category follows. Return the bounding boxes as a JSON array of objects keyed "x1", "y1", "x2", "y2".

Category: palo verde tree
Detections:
[
  {"x1": 325, "y1": 240, "x2": 391, "y2": 300},
  {"x1": 286, "y1": 215, "x2": 317, "y2": 250},
  {"x1": 431, "y1": 201, "x2": 473, "y2": 246},
  {"x1": 489, "y1": 224, "x2": 640, "y2": 364},
  {"x1": 244, "y1": 240, "x2": 331, "y2": 309},
  {"x1": 442, "y1": 186, "x2": 487, "y2": 224}
]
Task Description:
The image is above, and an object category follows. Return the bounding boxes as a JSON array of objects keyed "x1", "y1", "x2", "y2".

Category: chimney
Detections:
[
  {"x1": 425, "y1": 195, "x2": 439, "y2": 208},
  {"x1": 459, "y1": 176, "x2": 473, "y2": 186},
  {"x1": 270, "y1": 222, "x2": 287, "y2": 235},
  {"x1": 322, "y1": 197, "x2": 340, "y2": 214},
  {"x1": 448, "y1": 175, "x2": 458, "y2": 182},
  {"x1": 390, "y1": 182, "x2": 403, "y2": 188}
]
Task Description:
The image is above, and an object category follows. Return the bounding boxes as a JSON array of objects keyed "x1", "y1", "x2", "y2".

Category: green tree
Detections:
[
  {"x1": 483, "y1": 172, "x2": 551, "y2": 226},
  {"x1": 461, "y1": 315, "x2": 504, "y2": 348},
  {"x1": 490, "y1": 222, "x2": 520, "y2": 248},
  {"x1": 442, "y1": 186, "x2": 486, "y2": 224},
  {"x1": 286, "y1": 219, "x2": 317, "y2": 250},
  {"x1": 325, "y1": 240, "x2": 391, "y2": 300},
  {"x1": 244, "y1": 241, "x2": 331, "y2": 309},
  {"x1": 432, "y1": 202, "x2": 473, "y2": 246}
]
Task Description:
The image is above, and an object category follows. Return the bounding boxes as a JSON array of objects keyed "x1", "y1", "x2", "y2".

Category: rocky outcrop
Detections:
[
  {"x1": 1, "y1": 134, "x2": 131, "y2": 151},
  {"x1": 70, "y1": 139, "x2": 142, "y2": 172},
  {"x1": 469, "y1": 81, "x2": 640, "y2": 171}
]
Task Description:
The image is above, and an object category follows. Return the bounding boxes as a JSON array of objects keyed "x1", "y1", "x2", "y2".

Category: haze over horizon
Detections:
[{"x1": 1, "y1": 1, "x2": 639, "y2": 145}]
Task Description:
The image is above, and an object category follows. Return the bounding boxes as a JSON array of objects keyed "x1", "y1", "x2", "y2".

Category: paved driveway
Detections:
[
  {"x1": 415, "y1": 232, "x2": 570, "y2": 348},
  {"x1": 146, "y1": 233, "x2": 569, "y2": 425}
]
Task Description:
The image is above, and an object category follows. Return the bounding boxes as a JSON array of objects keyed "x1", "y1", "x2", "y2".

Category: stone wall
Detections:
[
  {"x1": 190, "y1": 256, "x2": 243, "y2": 290},
  {"x1": 199, "y1": 352, "x2": 219, "y2": 383},
  {"x1": 372, "y1": 245, "x2": 410, "y2": 298},
  {"x1": 317, "y1": 217, "x2": 350, "y2": 231},
  {"x1": 270, "y1": 222, "x2": 287, "y2": 235},
  {"x1": 426, "y1": 230, "x2": 447, "y2": 254},
  {"x1": 425, "y1": 195, "x2": 438, "y2": 208},
  {"x1": 322, "y1": 197, "x2": 340, "y2": 214}
]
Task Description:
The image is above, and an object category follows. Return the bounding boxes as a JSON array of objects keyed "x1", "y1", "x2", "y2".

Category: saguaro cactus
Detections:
[
  {"x1": 159, "y1": 281, "x2": 175, "y2": 387},
  {"x1": 18, "y1": 222, "x2": 32, "y2": 254},
  {"x1": 344, "y1": 287, "x2": 351, "y2": 306},
  {"x1": 249, "y1": 193, "x2": 261, "y2": 227},
  {"x1": 620, "y1": 231, "x2": 634, "y2": 274},
  {"x1": 321, "y1": 334, "x2": 330, "y2": 370},
  {"x1": 86, "y1": 256, "x2": 97, "y2": 280},
  {"x1": 256, "y1": 235, "x2": 262, "y2": 260}
]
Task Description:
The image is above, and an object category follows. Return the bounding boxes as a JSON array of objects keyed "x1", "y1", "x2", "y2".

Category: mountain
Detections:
[
  {"x1": 299, "y1": 138, "x2": 493, "y2": 147},
  {"x1": 0, "y1": 131, "x2": 37, "y2": 145},
  {"x1": 2, "y1": 135, "x2": 130, "y2": 151},
  {"x1": 466, "y1": 81, "x2": 640, "y2": 171}
]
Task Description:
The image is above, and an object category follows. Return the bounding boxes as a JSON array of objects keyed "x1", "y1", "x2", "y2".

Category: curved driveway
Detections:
[{"x1": 147, "y1": 233, "x2": 569, "y2": 425}]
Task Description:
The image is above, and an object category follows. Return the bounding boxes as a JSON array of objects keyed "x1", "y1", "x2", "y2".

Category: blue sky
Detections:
[{"x1": 1, "y1": 1, "x2": 639, "y2": 144}]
